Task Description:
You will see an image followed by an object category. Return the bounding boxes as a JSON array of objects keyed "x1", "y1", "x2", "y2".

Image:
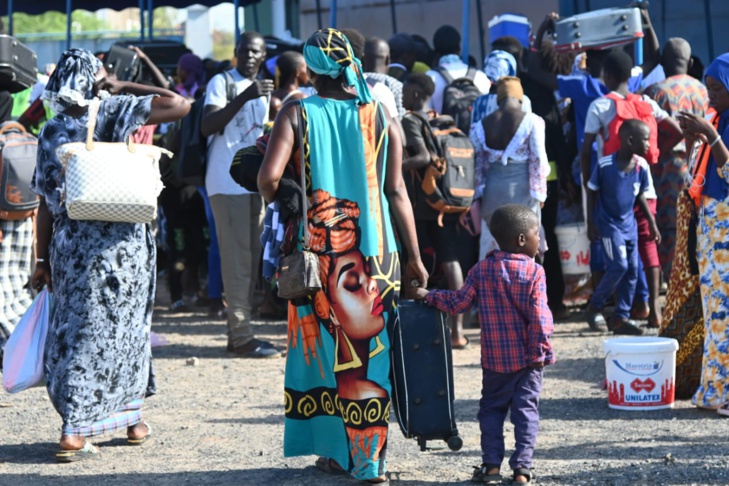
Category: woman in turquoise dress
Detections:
[{"x1": 258, "y1": 29, "x2": 428, "y2": 483}]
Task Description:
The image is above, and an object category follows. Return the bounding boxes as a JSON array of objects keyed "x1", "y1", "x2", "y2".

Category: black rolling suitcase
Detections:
[
  {"x1": 0, "y1": 35, "x2": 38, "y2": 94},
  {"x1": 391, "y1": 300, "x2": 462, "y2": 452}
]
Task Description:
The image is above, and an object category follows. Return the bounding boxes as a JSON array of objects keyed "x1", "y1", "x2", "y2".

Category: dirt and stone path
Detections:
[{"x1": 1, "y1": 299, "x2": 728, "y2": 485}]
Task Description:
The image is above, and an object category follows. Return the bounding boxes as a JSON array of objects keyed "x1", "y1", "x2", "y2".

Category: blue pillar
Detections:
[
  {"x1": 234, "y1": 0, "x2": 240, "y2": 42},
  {"x1": 147, "y1": 0, "x2": 154, "y2": 40},
  {"x1": 139, "y1": 0, "x2": 145, "y2": 40},
  {"x1": 66, "y1": 0, "x2": 72, "y2": 50},
  {"x1": 461, "y1": 0, "x2": 470, "y2": 64},
  {"x1": 7, "y1": 0, "x2": 12, "y2": 35},
  {"x1": 330, "y1": 0, "x2": 337, "y2": 28}
]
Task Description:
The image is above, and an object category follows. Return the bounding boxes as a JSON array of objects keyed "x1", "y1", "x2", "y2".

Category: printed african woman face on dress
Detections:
[
  {"x1": 328, "y1": 250, "x2": 385, "y2": 341},
  {"x1": 308, "y1": 189, "x2": 387, "y2": 397}
]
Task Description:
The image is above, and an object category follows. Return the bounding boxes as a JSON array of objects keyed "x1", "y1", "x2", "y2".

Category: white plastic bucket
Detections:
[
  {"x1": 554, "y1": 223, "x2": 590, "y2": 274},
  {"x1": 603, "y1": 337, "x2": 679, "y2": 411}
]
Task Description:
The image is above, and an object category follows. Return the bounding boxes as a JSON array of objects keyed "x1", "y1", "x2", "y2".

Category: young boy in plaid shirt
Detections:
[{"x1": 414, "y1": 204, "x2": 554, "y2": 485}]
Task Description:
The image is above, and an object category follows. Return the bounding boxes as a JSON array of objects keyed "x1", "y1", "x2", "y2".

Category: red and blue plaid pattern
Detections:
[
  {"x1": 62, "y1": 398, "x2": 144, "y2": 437},
  {"x1": 425, "y1": 251, "x2": 555, "y2": 373}
]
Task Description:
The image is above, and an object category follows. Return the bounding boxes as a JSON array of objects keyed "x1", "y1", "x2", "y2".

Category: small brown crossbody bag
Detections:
[{"x1": 276, "y1": 105, "x2": 322, "y2": 300}]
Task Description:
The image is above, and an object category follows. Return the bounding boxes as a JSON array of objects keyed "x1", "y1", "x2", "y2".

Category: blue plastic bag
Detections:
[{"x1": 2, "y1": 289, "x2": 52, "y2": 393}]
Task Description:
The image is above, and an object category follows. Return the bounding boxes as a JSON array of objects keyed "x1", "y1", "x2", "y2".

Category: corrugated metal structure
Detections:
[{"x1": 560, "y1": 0, "x2": 729, "y2": 66}]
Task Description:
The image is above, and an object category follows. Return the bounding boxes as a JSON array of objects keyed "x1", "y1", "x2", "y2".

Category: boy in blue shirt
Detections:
[{"x1": 585, "y1": 120, "x2": 661, "y2": 335}]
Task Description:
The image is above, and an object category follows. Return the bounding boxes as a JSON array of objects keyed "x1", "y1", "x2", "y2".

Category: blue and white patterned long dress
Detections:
[{"x1": 31, "y1": 95, "x2": 157, "y2": 434}]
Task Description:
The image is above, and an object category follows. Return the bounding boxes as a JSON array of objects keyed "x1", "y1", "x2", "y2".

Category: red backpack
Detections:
[{"x1": 602, "y1": 93, "x2": 659, "y2": 164}]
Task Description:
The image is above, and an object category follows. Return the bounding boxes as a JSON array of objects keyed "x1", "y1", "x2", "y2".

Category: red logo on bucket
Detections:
[
  {"x1": 630, "y1": 378, "x2": 656, "y2": 393},
  {"x1": 559, "y1": 250, "x2": 590, "y2": 265},
  {"x1": 608, "y1": 378, "x2": 675, "y2": 407}
]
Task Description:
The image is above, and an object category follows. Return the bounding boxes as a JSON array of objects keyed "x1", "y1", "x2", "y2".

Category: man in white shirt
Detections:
[
  {"x1": 201, "y1": 31, "x2": 280, "y2": 358},
  {"x1": 364, "y1": 36, "x2": 404, "y2": 119},
  {"x1": 426, "y1": 25, "x2": 491, "y2": 114}
]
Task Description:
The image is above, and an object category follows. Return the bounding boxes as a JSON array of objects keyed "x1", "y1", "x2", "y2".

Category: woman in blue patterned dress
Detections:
[{"x1": 30, "y1": 49, "x2": 189, "y2": 461}]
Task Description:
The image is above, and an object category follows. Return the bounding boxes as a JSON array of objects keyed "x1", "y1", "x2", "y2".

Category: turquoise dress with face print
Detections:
[{"x1": 283, "y1": 96, "x2": 400, "y2": 481}]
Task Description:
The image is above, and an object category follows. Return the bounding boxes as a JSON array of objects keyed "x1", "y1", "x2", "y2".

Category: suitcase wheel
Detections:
[
  {"x1": 417, "y1": 437, "x2": 427, "y2": 452},
  {"x1": 447, "y1": 435, "x2": 463, "y2": 451}
]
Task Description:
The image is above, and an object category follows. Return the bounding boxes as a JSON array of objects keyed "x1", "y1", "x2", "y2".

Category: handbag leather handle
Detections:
[
  {"x1": 298, "y1": 103, "x2": 309, "y2": 249},
  {"x1": 85, "y1": 98, "x2": 137, "y2": 153},
  {"x1": 0, "y1": 122, "x2": 26, "y2": 135}
]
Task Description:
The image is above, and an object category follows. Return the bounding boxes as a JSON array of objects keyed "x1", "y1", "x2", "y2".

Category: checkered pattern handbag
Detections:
[{"x1": 55, "y1": 98, "x2": 171, "y2": 223}]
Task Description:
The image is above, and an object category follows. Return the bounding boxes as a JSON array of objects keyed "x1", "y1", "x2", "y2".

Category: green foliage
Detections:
[
  {"x1": 4, "y1": 11, "x2": 109, "y2": 35},
  {"x1": 213, "y1": 30, "x2": 234, "y2": 62},
  {"x1": 152, "y1": 7, "x2": 179, "y2": 30}
]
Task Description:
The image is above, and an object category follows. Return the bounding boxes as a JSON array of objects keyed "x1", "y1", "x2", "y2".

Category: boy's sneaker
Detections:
[
  {"x1": 609, "y1": 319, "x2": 644, "y2": 335},
  {"x1": 169, "y1": 299, "x2": 189, "y2": 312},
  {"x1": 227, "y1": 338, "x2": 284, "y2": 359},
  {"x1": 471, "y1": 464, "x2": 502, "y2": 484},
  {"x1": 586, "y1": 307, "x2": 607, "y2": 332}
]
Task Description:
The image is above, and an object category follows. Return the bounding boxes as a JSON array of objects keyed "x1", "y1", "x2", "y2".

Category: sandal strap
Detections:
[{"x1": 513, "y1": 467, "x2": 534, "y2": 480}]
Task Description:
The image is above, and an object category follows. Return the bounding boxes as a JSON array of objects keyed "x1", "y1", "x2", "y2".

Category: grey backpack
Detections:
[{"x1": 0, "y1": 122, "x2": 38, "y2": 222}]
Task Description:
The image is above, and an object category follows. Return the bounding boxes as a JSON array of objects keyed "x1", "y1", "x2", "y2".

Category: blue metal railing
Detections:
[{"x1": 15, "y1": 28, "x2": 184, "y2": 41}]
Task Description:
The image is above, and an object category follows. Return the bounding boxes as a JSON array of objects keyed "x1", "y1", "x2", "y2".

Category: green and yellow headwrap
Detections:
[{"x1": 303, "y1": 28, "x2": 373, "y2": 105}]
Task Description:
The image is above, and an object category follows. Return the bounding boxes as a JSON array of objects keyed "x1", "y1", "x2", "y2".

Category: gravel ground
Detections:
[{"x1": 1, "y1": 296, "x2": 728, "y2": 486}]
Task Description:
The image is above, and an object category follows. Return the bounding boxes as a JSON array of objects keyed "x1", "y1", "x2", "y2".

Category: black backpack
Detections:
[
  {"x1": 167, "y1": 71, "x2": 236, "y2": 187},
  {"x1": 406, "y1": 112, "x2": 476, "y2": 224},
  {"x1": 436, "y1": 66, "x2": 480, "y2": 135}
]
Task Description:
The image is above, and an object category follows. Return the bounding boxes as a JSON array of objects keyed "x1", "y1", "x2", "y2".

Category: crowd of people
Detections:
[{"x1": 0, "y1": 5, "x2": 728, "y2": 485}]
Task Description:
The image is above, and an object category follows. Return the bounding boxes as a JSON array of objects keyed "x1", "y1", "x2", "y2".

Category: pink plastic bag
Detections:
[{"x1": 2, "y1": 289, "x2": 52, "y2": 393}]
